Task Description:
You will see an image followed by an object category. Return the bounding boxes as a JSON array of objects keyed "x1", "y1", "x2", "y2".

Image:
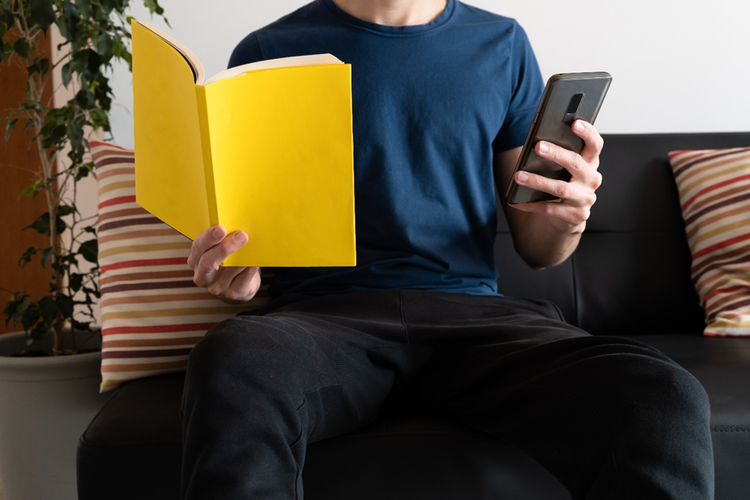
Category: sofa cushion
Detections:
[
  {"x1": 92, "y1": 142, "x2": 271, "y2": 391},
  {"x1": 669, "y1": 147, "x2": 750, "y2": 337},
  {"x1": 77, "y1": 333, "x2": 750, "y2": 500}
]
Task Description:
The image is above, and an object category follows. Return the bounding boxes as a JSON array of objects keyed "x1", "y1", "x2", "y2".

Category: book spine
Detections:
[{"x1": 195, "y1": 85, "x2": 220, "y2": 226}]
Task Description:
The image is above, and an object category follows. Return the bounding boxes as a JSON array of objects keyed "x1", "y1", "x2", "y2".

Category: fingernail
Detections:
[
  {"x1": 538, "y1": 142, "x2": 550, "y2": 153},
  {"x1": 518, "y1": 172, "x2": 529, "y2": 183},
  {"x1": 212, "y1": 226, "x2": 224, "y2": 239},
  {"x1": 574, "y1": 121, "x2": 585, "y2": 132},
  {"x1": 234, "y1": 232, "x2": 248, "y2": 245}
]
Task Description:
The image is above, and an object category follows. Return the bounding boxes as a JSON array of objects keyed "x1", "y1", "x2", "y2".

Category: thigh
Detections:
[
  {"x1": 189, "y1": 290, "x2": 434, "y2": 443},
  {"x1": 395, "y1": 290, "x2": 592, "y2": 407},
  {"x1": 396, "y1": 291, "x2": 711, "y2": 498}
]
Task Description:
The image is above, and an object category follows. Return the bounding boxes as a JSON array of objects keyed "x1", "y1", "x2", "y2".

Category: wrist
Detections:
[{"x1": 549, "y1": 218, "x2": 586, "y2": 235}]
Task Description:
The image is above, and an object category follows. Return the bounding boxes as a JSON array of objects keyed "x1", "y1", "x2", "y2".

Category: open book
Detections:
[{"x1": 131, "y1": 20, "x2": 356, "y2": 267}]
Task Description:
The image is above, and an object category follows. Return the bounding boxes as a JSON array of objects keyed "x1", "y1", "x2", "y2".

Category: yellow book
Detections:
[{"x1": 131, "y1": 20, "x2": 356, "y2": 267}]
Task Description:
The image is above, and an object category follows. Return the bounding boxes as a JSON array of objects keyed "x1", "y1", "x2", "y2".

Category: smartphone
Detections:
[{"x1": 505, "y1": 72, "x2": 612, "y2": 204}]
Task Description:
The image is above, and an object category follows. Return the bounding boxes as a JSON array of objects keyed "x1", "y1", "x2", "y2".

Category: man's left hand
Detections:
[{"x1": 510, "y1": 120, "x2": 604, "y2": 234}]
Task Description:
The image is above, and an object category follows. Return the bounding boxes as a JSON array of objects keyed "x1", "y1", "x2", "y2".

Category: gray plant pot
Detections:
[{"x1": 0, "y1": 331, "x2": 112, "y2": 500}]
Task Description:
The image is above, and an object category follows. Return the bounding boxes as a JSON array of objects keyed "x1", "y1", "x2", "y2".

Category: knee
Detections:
[
  {"x1": 651, "y1": 359, "x2": 710, "y2": 424},
  {"x1": 186, "y1": 316, "x2": 294, "y2": 382},
  {"x1": 189, "y1": 316, "x2": 276, "y2": 362},
  {"x1": 602, "y1": 342, "x2": 711, "y2": 428},
  {"x1": 185, "y1": 315, "x2": 323, "y2": 389}
]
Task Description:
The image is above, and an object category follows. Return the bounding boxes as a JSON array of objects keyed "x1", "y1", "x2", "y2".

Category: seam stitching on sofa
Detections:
[
  {"x1": 80, "y1": 383, "x2": 126, "y2": 438},
  {"x1": 398, "y1": 289, "x2": 410, "y2": 344},
  {"x1": 571, "y1": 253, "x2": 581, "y2": 327}
]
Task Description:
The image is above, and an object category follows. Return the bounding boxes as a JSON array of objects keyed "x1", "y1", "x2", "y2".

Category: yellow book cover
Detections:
[{"x1": 131, "y1": 20, "x2": 356, "y2": 267}]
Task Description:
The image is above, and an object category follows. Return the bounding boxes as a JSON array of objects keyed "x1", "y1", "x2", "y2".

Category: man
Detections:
[{"x1": 180, "y1": 0, "x2": 714, "y2": 498}]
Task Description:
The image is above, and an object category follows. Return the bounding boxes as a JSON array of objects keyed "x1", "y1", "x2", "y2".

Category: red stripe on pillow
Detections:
[
  {"x1": 99, "y1": 195, "x2": 136, "y2": 210},
  {"x1": 100, "y1": 257, "x2": 188, "y2": 273}
]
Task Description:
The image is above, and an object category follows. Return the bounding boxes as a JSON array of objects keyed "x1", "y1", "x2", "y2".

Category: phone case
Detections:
[{"x1": 505, "y1": 72, "x2": 612, "y2": 204}]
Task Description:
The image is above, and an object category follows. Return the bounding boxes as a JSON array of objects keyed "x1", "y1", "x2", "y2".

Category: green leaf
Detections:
[
  {"x1": 83, "y1": 48, "x2": 102, "y2": 83},
  {"x1": 143, "y1": 0, "x2": 164, "y2": 16},
  {"x1": 13, "y1": 38, "x2": 30, "y2": 58},
  {"x1": 20, "y1": 180, "x2": 43, "y2": 197},
  {"x1": 79, "y1": 239, "x2": 98, "y2": 263},
  {"x1": 27, "y1": 56, "x2": 39, "y2": 70},
  {"x1": 56, "y1": 293, "x2": 74, "y2": 319},
  {"x1": 3, "y1": 8, "x2": 14, "y2": 29},
  {"x1": 72, "y1": 319, "x2": 91, "y2": 332},
  {"x1": 76, "y1": 161, "x2": 96, "y2": 181},
  {"x1": 69, "y1": 273, "x2": 84, "y2": 293},
  {"x1": 21, "y1": 302, "x2": 40, "y2": 331},
  {"x1": 71, "y1": 49, "x2": 88, "y2": 74},
  {"x1": 60, "y1": 2, "x2": 80, "y2": 41},
  {"x1": 101, "y1": 0, "x2": 117, "y2": 14},
  {"x1": 39, "y1": 56, "x2": 50, "y2": 76},
  {"x1": 30, "y1": 0, "x2": 56, "y2": 31},
  {"x1": 18, "y1": 246, "x2": 40, "y2": 268},
  {"x1": 2, "y1": 41, "x2": 12, "y2": 62},
  {"x1": 41, "y1": 123, "x2": 66, "y2": 149},
  {"x1": 76, "y1": 0, "x2": 92, "y2": 19},
  {"x1": 96, "y1": 32, "x2": 113, "y2": 63},
  {"x1": 27, "y1": 322, "x2": 50, "y2": 344},
  {"x1": 57, "y1": 204, "x2": 75, "y2": 217},
  {"x1": 61, "y1": 62, "x2": 72, "y2": 88},
  {"x1": 38, "y1": 295, "x2": 57, "y2": 327},
  {"x1": 3, "y1": 294, "x2": 30, "y2": 327},
  {"x1": 40, "y1": 246, "x2": 54, "y2": 268},
  {"x1": 23, "y1": 212, "x2": 66, "y2": 237},
  {"x1": 4, "y1": 117, "x2": 17, "y2": 140}
]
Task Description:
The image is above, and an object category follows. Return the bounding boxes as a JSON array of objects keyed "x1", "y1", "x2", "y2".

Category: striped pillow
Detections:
[
  {"x1": 93, "y1": 141, "x2": 270, "y2": 392},
  {"x1": 669, "y1": 147, "x2": 750, "y2": 337}
]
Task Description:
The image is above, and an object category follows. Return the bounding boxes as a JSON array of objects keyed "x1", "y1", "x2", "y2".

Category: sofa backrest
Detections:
[{"x1": 495, "y1": 132, "x2": 750, "y2": 336}]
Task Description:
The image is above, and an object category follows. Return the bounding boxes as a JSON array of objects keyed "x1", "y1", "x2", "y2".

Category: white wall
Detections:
[{"x1": 107, "y1": 0, "x2": 750, "y2": 148}]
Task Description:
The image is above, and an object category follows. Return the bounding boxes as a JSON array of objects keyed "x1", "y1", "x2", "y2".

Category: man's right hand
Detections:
[{"x1": 187, "y1": 225, "x2": 261, "y2": 305}]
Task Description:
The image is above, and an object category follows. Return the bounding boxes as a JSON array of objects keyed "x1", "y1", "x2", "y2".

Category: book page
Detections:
[{"x1": 203, "y1": 54, "x2": 343, "y2": 85}]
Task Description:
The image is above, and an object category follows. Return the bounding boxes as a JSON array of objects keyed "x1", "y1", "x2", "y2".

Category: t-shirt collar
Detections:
[{"x1": 319, "y1": 0, "x2": 456, "y2": 37}]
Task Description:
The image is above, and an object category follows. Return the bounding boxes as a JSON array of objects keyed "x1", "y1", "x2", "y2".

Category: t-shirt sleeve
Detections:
[
  {"x1": 493, "y1": 23, "x2": 544, "y2": 153},
  {"x1": 227, "y1": 32, "x2": 265, "y2": 69}
]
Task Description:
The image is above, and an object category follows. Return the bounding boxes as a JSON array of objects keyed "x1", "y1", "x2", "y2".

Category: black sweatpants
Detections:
[{"x1": 180, "y1": 290, "x2": 714, "y2": 499}]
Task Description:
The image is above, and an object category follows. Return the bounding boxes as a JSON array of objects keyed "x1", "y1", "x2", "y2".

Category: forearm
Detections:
[
  {"x1": 508, "y1": 209, "x2": 583, "y2": 270},
  {"x1": 494, "y1": 121, "x2": 603, "y2": 271}
]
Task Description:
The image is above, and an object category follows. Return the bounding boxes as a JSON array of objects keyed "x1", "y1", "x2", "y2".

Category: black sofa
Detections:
[{"x1": 77, "y1": 132, "x2": 750, "y2": 500}]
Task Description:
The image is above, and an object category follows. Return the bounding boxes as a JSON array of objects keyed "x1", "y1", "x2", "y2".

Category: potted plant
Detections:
[{"x1": 0, "y1": 1, "x2": 167, "y2": 499}]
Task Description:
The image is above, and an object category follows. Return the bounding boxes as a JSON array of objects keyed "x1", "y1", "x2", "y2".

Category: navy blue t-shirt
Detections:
[{"x1": 228, "y1": 0, "x2": 544, "y2": 297}]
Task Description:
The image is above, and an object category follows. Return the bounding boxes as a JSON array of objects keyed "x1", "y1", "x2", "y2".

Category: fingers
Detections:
[
  {"x1": 187, "y1": 226, "x2": 260, "y2": 303},
  {"x1": 511, "y1": 198, "x2": 592, "y2": 230},
  {"x1": 206, "y1": 266, "x2": 262, "y2": 304},
  {"x1": 532, "y1": 121, "x2": 603, "y2": 177},
  {"x1": 220, "y1": 267, "x2": 262, "y2": 304},
  {"x1": 571, "y1": 120, "x2": 604, "y2": 165},
  {"x1": 512, "y1": 121, "x2": 604, "y2": 233},
  {"x1": 522, "y1": 120, "x2": 603, "y2": 197},
  {"x1": 533, "y1": 145, "x2": 597, "y2": 188},
  {"x1": 187, "y1": 226, "x2": 226, "y2": 270},
  {"x1": 188, "y1": 226, "x2": 248, "y2": 276},
  {"x1": 516, "y1": 168, "x2": 601, "y2": 201}
]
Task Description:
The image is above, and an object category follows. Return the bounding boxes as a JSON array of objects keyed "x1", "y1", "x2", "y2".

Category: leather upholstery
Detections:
[{"x1": 78, "y1": 132, "x2": 750, "y2": 499}]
